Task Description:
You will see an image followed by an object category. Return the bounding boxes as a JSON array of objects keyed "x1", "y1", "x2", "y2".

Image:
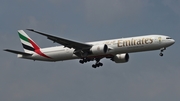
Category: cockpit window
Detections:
[{"x1": 166, "y1": 37, "x2": 172, "y2": 39}]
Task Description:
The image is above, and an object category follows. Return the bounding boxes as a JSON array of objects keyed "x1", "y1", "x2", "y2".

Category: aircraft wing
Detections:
[{"x1": 27, "y1": 29, "x2": 92, "y2": 50}]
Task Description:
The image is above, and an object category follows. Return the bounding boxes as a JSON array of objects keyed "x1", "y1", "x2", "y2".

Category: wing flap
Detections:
[{"x1": 4, "y1": 49, "x2": 32, "y2": 56}]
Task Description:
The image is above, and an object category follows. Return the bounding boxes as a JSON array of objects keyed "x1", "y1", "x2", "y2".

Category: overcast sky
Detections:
[{"x1": 0, "y1": 0, "x2": 180, "y2": 101}]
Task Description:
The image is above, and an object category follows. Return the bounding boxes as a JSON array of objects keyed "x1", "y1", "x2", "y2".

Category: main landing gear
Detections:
[
  {"x1": 92, "y1": 59, "x2": 103, "y2": 68},
  {"x1": 79, "y1": 58, "x2": 92, "y2": 64},
  {"x1": 159, "y1": 47, "x2": 166, "y2": 56},
  {"x1": 92, "y1": 63, "x2": 103, "y2": 68},
  {"x1": 79, "y1": 58, "x2": 103, "y2": 68}
]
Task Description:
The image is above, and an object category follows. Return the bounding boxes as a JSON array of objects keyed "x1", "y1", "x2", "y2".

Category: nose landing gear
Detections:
[
  {"x1": 159, "y1": 47, "x2": 166, "y2": 57},
  {"x1": 159, "y1": 53, "x2": 163, "y2": 56}
]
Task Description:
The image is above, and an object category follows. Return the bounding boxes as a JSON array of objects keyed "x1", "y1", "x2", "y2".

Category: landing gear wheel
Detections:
[
  {"x1": 159, "y1": 53, "x2": 163, "y2": 56},
  {"x1": 91, "y1": 58, "x2": 104, "y2": 68},
  {"x1": 159, "y1": 47, "x2": 166, "y2": 57},
  {"x1": 92, "y1": 62, "x2": 103, "y2": 68},
  {"x1": 99, "y1": 63, "x2": 103, "y2": 66},
  {"x1": 92, "y1": 64, "x2": 96, "y2": 68},
  {"x1": 79, "y1": 60, "x2": 84, "y2": 64},
  {"x1": 79, "y1": 58, "x2": 93, "y2": 64},
  {"x1": 84, "y1": 59, "x2": 87, "y2": 63}
]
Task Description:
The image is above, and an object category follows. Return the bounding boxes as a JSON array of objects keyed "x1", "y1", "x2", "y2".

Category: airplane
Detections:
[{"x1": 4, "y1": 29, "x2": 175, "y2": 68}]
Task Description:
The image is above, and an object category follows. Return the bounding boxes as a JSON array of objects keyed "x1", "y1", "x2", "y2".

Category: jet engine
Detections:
[
  {"x1": 112, "y1": 53, "x2": 129, "y2": 63},
  {"x1": 90, "y1": 44, "x2": 108, "y2": 55}
]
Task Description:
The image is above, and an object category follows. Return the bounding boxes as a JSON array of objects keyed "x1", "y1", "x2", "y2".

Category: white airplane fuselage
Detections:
[{"x1": 18, "y1": 35, "x2": 175, "y2": 61}]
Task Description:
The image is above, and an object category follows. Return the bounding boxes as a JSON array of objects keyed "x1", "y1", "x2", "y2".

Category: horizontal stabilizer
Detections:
[{"x1": 4, "y1": 49, "x2": 32, "y2": 56}]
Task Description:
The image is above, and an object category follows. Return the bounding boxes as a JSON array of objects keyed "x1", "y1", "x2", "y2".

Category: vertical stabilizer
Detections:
[{"x1": 18, "y1": 30, "x2": 40, "y2": 53}]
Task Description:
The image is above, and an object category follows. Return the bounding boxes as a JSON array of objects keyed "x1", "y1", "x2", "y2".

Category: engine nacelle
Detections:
[
  {"x1": 90, "y1": 44, "x2": 108, "y2": 55},
  {"x1": 112, "y1": 53, "x2": 129, "y2": 63}
]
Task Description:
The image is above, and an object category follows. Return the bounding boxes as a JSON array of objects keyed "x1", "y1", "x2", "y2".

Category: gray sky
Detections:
[{"x1": 0, "y1": 0, "x2": 180, "y2": 101}]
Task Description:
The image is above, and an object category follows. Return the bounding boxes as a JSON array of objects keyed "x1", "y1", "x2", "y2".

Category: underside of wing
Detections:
[{"x1": 27, "y1": 29, "x2": 92, "y2": 50}]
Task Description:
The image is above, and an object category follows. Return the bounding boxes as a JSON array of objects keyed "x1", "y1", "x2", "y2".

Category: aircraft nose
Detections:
[
  {"x1": 171, "y1": 39, "x2": 175, "y2": 45},
  {"x1": 172, "y1": 39, "x2": 175, "y2": 44}
]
